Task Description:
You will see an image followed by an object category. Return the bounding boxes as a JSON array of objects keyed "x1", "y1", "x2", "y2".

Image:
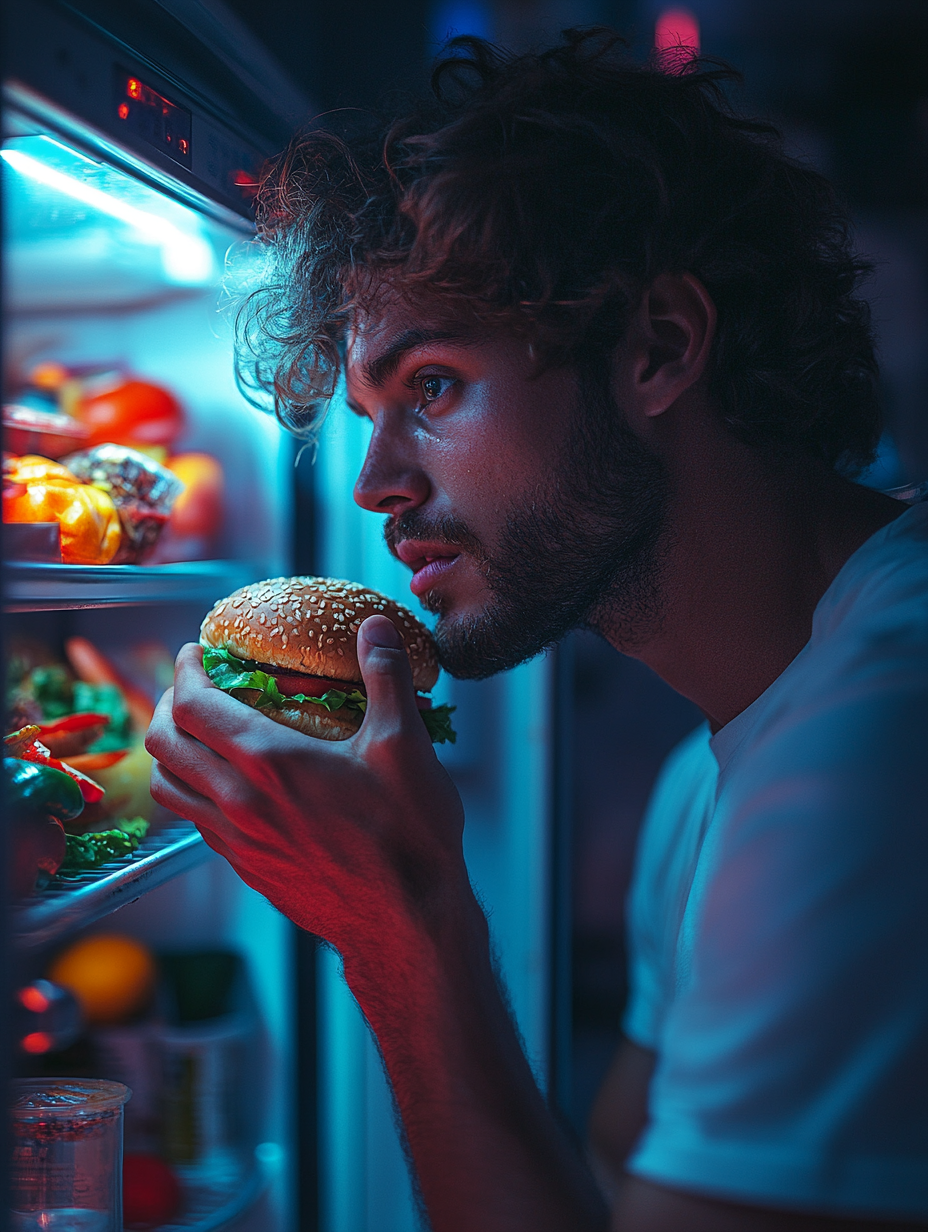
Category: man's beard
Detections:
[{"x1": 385, "y1": 364, "x2": 671, "y2": 679}]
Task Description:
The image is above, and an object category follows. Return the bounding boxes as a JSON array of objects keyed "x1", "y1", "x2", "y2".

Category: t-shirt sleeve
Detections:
[
  {"x1": 622, "y1": 724, "x2": 716, "y2": 1051},
  {"x1": 628, "y1": 653, "x2": 928, "y2": 1218}
]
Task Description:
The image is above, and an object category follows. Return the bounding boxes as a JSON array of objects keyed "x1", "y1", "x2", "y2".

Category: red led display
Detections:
[{"x1": 113, "y1": 67, "x2": 192, "y2": 167}]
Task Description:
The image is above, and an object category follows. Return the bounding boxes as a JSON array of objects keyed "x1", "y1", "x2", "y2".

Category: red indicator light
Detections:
[
  {"x1": 18, "y1": 986, "x2": 50, "y2": 1014},
  {"x1": 118, "y1": 102, "x2": 130, "y2": 120},
  {"x1": 178, "y1": 138, "x2": 189, "y2": 156},
  {"x1": 127, "y1": 78, "x2": 142, "y2": 99},
  {"x1": 22, "y1": 1032, "x2": 53, "y2": 1055}
]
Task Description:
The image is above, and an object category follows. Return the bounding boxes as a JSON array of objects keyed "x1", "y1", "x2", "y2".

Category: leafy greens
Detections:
[
  {"x1": 59, "y1": 817, "x2": 149, "y2": 875},
  {"x1": 202, "y1": 645, "x2": 456, "y2": 744}
]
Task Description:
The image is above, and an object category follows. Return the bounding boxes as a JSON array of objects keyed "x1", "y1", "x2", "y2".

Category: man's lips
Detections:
[{"x1": 394, "y1": 540, "x2": 462, "y2": 597}]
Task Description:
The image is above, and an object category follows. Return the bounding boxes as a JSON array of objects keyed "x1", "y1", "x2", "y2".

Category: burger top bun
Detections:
[{"x1": 200, "y1": 576, "x2": 439, "y2": 692}]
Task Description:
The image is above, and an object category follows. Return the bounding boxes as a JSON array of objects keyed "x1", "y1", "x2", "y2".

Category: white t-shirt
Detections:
[{"x1": 622, "y1": 502, "x2": 928, "y2": 1219}]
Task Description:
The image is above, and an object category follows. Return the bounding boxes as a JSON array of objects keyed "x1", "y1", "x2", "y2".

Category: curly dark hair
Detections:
[{"x1": 236, "y1": 28, "x2": 881, "y2": 473}]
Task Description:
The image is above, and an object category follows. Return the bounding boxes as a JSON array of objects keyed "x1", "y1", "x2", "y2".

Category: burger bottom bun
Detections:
[{"x1": 234, "y1": 690, "x2": 362, "y2": 742}]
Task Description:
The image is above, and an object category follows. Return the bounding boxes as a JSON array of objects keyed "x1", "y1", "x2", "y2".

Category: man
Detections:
[{"x1": 147, "y1": 31, "x2": 927, "y2": 1232}]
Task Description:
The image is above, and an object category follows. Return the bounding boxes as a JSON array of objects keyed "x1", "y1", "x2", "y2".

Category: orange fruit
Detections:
[
  {"x1": 48, "y1": 933, "x2": 155, "y2": 1025},
  {"x1": 166, "y1": 452, "x2": 224, "y2": 539}
]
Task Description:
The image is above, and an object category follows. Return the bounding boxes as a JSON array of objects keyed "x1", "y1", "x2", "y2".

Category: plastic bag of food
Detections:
[{"x1": 63, "y1": 445, "x2": 184, "y2": 564}]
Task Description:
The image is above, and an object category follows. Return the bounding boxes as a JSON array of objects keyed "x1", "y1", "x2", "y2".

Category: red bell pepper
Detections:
[
  {"x1": 38, "y1": 712, "x2": 111, "y2": 736},
  {"x1": 11, "y1": 735, "x2": 105, "y2": 805}
]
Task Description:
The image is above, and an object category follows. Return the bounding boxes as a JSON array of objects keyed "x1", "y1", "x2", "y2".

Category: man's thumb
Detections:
[{"x1": 356, "y1": 615, "x2": 425, "y2": 740}]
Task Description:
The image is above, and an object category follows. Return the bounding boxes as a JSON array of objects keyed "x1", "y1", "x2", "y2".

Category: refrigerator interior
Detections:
[{"x1": 4, "y1": 102, "x2": 296, "y2": 1231}]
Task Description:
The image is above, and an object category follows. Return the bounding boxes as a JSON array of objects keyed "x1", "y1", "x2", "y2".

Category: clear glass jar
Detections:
[{"x1": 10, "y1": 1078, "x2": 130, "y2": 1232}]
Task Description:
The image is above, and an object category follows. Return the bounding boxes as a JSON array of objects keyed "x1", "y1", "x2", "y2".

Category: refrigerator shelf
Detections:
[
  {"x1": 161, "y1": 1155, "x2": 266, "y2": 1232},
  {"x1": 3, "y1": 560, "x2": 260, "y2": 613},
  {"x1": 13, "y1": 822, "x2": 210, "y2": 948}
]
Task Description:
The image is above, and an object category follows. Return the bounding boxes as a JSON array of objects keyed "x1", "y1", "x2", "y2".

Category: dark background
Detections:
[{"x1": 221, "y1": 0, "x2": 928, "y2": 1132}]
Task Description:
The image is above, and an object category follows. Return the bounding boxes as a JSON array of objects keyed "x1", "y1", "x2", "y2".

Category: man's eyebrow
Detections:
[{"x1": 360, "y1": 328, "x2": 466, "y2": 389}]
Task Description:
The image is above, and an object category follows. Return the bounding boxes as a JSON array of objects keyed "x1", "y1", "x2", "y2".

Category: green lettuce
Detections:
[
  {"x1": 202, "y1": 645, "x2": 456, "y2": 744},
  {"x1": 59, "y1": 817, "x2": 150, "y2": 875},
  {"x1": 420, "y1": 704, "x2": 457, "y2": 745}
]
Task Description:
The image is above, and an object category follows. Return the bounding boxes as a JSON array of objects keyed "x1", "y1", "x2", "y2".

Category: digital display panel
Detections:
[{"x1": 113, "y1": 68, "x2": 192, "y2": 168}]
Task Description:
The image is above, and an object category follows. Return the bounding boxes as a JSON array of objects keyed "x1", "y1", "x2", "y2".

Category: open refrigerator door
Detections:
[{"x1": 3, "y1": 5, "x2": 303, "y2": 1228}]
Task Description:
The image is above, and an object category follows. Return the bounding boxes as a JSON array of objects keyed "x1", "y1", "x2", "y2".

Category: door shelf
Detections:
[
  {"x1": 14, "y1": 823, "x2": 210, "y2": 948},
  {"x1": 3, "y1": 560, "x2": 260, "y2": 612}
]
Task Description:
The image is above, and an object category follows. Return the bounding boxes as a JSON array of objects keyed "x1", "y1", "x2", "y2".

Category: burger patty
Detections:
[{"x1": 251, "y1": 661, "x2": 432, "y2": 709}]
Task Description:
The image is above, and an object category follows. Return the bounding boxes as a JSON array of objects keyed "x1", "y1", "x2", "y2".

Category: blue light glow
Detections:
[{"x1": 430, "y1": 0, "x2": 492, "y2": 45}]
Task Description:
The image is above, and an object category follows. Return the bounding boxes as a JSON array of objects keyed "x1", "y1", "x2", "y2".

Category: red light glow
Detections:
[
  {"x1": 118, "y1": 103, "x2": 130, "y2": 120},
  {"x1": 655, "y1": 7, "x2": 700, "y2": 68},
  {"x1": 18, "y1": 986, "x2": 50, "y2": 1014},
  {"x1": 22, "y1": 1032, "x2": 53, "y2": 1055},
  {"x1": 128, "y1": 78, "x2": 142, "y2": 100}
]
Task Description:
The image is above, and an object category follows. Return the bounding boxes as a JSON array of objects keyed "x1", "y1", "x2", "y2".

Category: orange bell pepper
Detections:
[
  {"x1": 4, "y1": 478, "x2": 122, "y2": 564},
  {"x1": 4, "y1": 455, "x2": 80, "y2": 485}
]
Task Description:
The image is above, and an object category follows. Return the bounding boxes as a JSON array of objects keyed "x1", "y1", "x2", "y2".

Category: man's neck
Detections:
[{"x1": 598, "y1": 440, "x2": 904, "y2": 730}]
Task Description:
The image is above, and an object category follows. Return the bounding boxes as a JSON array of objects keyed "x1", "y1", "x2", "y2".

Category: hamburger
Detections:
[{"x1": 199, "y1": 577, "x2": 456, "y2": 743}]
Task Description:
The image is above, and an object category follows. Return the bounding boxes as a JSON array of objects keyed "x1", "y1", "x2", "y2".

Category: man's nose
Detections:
[{"x1": 353, "y1": 425, "x2": 430, "y2": 514}]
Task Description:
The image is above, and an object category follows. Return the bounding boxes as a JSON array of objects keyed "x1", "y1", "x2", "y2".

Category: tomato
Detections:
[
  {"x1": 74, "y1": 380, "x2": 185, "y2": 448},
  {"x1": 166, "y1": 452, "x2": 224, "y2": 539},
  {"x1": 123, "y1": 1154, "x2": 182, "y2": 1228}
]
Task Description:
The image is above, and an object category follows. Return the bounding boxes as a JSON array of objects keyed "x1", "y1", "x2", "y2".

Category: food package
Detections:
[{"x1": 64, "y1": 445, "x2": 184, "y2": 564}]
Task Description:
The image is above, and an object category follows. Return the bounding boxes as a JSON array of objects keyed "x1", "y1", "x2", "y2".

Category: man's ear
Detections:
[{"x1": 615, "y1": 272, "x2": 716, "y2": 420}]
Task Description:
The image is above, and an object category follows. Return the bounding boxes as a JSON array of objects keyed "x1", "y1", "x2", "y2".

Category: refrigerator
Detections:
[{"x1": 2, "y1": 3, "x2": 565, "y2": 1229}]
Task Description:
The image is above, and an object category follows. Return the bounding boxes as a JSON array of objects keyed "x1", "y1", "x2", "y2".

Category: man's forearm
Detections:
[{"x1": 340, "y1": 890, "x2": 608, "y2": 1232}]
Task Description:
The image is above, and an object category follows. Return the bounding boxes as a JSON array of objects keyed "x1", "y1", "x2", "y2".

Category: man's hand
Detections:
[
  {"x1": 146, "y1": 614, "x2": 468, "y2": 955},
  {"x1": 146, "y1": 614, "x2": 608, "y2": 1232}
]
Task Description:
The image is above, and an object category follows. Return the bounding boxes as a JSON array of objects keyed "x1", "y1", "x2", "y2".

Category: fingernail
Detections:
[{"x1": 364, "y1": 615, "x2": 402, "y2": 649}]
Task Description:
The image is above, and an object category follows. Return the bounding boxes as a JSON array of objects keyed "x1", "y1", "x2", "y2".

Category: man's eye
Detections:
[{"x1": 418, "y1": 375, "x2": 453, "y2": 404}]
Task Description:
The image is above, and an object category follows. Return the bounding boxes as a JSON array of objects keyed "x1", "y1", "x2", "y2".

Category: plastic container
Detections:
[{"x1": 10, "y1": 1078, "x2": 130, "y2": 1232}]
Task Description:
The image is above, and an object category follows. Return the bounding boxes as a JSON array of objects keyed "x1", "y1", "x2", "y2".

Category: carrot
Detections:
[
  {"x1": 63, "y1": 749, "x2": 130, "y2": 772},
  {"x1": 64, "y1": 637, "x2": 155, "y2": 729},
  {"x1": 38, "y1": 712, "x2": 111, "y2": 735}
]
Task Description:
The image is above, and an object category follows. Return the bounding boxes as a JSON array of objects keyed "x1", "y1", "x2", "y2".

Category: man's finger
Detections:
[
  {"x1": 150, "y1": 760, "x2": 230, "y2": 832},
  {"x1": 356, "y1": 615, "x2": 431, "y2": 746},
  {"x1": 147, "y1": 696, "x2": 249, "y2": 809},
  {"x1": 151, "y1": 762, "x2": 251, "y2": 870}
]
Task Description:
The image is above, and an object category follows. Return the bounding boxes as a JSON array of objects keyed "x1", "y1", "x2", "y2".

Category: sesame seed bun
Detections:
[{"x1": 200, "y1": 577, "x2": 439, "y2": 742}]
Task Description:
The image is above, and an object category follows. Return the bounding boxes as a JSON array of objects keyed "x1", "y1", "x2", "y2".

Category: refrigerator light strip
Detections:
[{"x1": 1, "y1": 147, "x2": 213, "y2": 283}]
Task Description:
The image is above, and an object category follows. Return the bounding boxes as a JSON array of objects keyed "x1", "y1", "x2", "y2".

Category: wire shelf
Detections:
[
  {"x1": 3, "y1": 560, "x2": 260, "y2": 613},
  {"x1": 13, "y1": 822, "x2": 211, "y2": 948}
]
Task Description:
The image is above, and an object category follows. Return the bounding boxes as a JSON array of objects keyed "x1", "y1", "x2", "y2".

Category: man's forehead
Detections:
[{"x1": 345, "y1": 287, "x2": 480, "y2": 382}]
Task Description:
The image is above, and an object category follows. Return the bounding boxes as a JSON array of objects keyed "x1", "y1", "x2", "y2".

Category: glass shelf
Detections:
[
  {"x1": 3, "y1": 560, "x2": 259, "y2": 612},
  {"x1": 14, "y1": 822, "x2": 210, "y2": 948}
]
